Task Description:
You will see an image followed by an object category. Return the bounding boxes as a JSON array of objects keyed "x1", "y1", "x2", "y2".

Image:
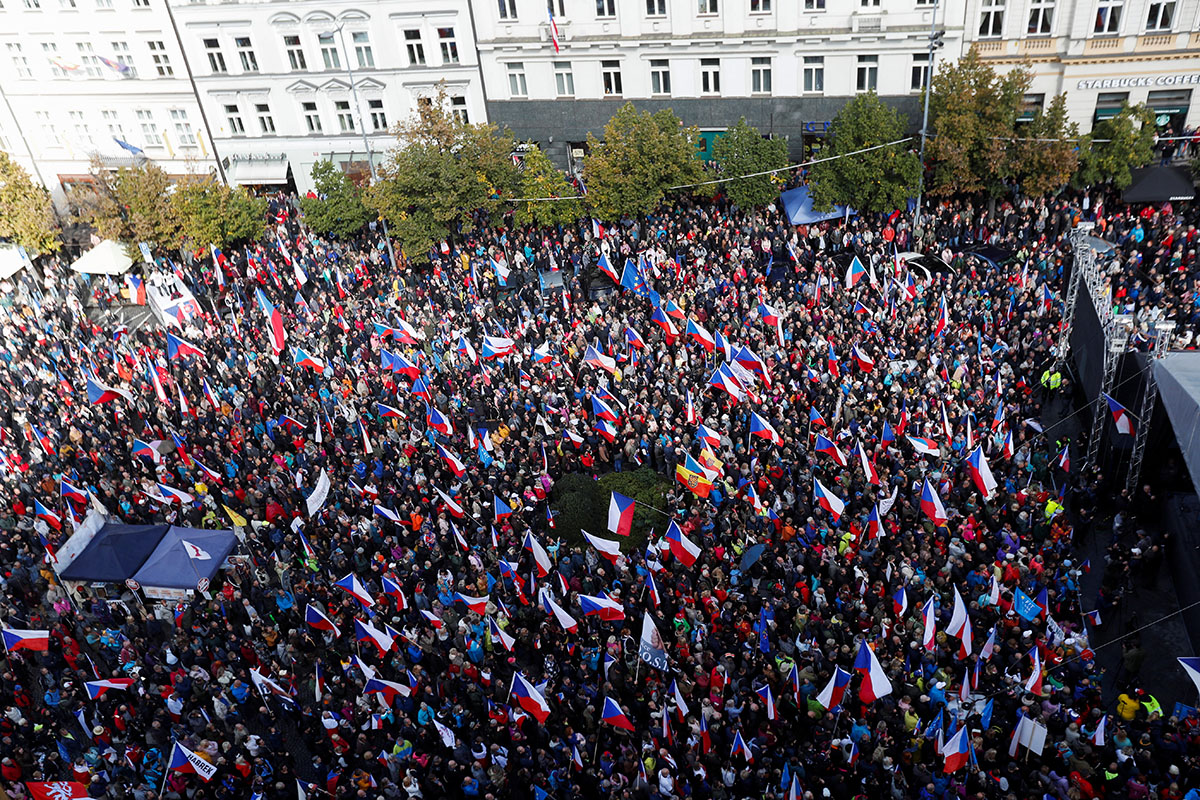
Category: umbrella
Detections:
[{"x1": 739, "y1": 543, "x2": 767, "y2": 573}]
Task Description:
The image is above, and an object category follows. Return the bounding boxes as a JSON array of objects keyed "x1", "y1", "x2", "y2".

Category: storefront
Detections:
[
  {"x1": 1069, "y1": 66, "x2": 1200, "y2": 132},
  {"x1": 223, "y1": 153, "x2": 292, "y2": 192}
]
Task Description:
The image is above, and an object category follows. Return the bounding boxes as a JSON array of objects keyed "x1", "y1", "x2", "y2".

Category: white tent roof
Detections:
[
  {"x1": 71, "y1": 239, "x2": 133, "y2": 275},
  {"x1": 0, "y1": 243, "x2": 31, "y2": 280}
]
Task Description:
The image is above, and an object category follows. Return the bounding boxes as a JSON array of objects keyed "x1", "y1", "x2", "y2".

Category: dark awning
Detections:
[{"x1": 1122, "y1": 165, "x2": 1196, "y2": 204}]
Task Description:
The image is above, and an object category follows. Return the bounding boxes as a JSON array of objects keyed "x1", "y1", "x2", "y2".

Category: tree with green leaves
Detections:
[
  {"x1": 71, "y1": 158, "x2": 181, "y2": 247},
  {"x1": 369, "y1": 89, "x2": 520, "y2": 263},
  {"x1": 711, "y1": 118, "x2": 789, "y2": 210},
  {"x1": 927, "y1": 47, "x2": 1031, "y2": 198},
  {"x1": 299, "y1": 160, "x2": 372, "y2": 239},
  {"x1": 511, "y1": 145, "x2": 583, "y2": 228},
  {"x1": 808, "y1": 92, "x2": 921, "y2": 214},
  {"x1": 0, "y1": 152, "x2": 59, "y2": 256},
  {"x1": 171, "y1": 177, "x2": 267, "y2": 248},
  {"x1": 582, "y1": 103, "x2": 703, "y2": 220},
  {"x1": 1076, "y1": 103, "x2": 1156, "y2": 190},
  {"x1": 1012, "y1": 94, "x2": 1079, "y2": 196}
]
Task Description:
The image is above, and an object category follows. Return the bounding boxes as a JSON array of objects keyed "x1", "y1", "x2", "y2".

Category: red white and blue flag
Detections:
[{"x1": 607, "y1": 491, "x2": 635, "y2": 537}]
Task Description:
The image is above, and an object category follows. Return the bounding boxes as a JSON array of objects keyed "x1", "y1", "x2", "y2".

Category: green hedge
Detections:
[{"x1": 550, "y1": 468, "x2": 671, "y2": 552}]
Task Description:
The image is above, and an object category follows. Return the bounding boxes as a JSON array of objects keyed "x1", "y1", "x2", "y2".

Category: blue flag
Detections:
[
  {"x1": 1013, "y1": 588, "x2": 1042, "y2": 622},
  {"x1": 980, "y1": 698, "x2": 994, "y2": 730}
]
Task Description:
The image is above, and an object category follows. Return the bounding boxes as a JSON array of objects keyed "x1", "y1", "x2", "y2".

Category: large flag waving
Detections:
[
  {"x1": 637, "y1": 611, "x2": 669, "y2": 671},
  {"x1": 255, "y1": 288, "x2": 286, "y2": 353}
]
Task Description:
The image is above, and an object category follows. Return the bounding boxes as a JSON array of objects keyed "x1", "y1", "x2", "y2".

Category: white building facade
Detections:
[
  {"x1": 0, "y1": 0, "x2": 217, "y2": 208},
  {"x1": 962, "y1": 0, "x2": 1200, "y2": 134},
  {"x1": 472, "y1": 0, "x2": 969, "y2": 170},
  {"x1": 169, "y1": 0, "x2": 488, "y2": 194}
]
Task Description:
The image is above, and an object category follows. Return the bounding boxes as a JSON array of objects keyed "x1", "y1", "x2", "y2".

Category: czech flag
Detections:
[
  {"x1": 845, "y1": 255, "x2": 867, "y2": 288},
  {"x1": 816, "y1": 666, "x2": 852, "y2": 710},
  {"x1": 126, "y1": 274, "x2": 146, "y2": 304},
  {"x1": 255, "y1": 288, "x2": 286, "y2": 354},
  {"x1": 293, "y1": 347, "x2": 325, "y2": 374},
  {"x1": 33, "y1": 500, "x2": 61, "y2": 531},
  {"x1": 84, "y1": 677, "x2": 135, "y2": 699},
  {"x1": 942, "y1": 726, "x2": 969, "y2": 773},
  {"x1": 363, "y1": 677, "x2": 411, "y2": 704},
  {"x1": 709, "y1": 364, "x2": 745, "y2": 402},
  {"x1": 1104, "y1": 393, "x2": 1135, "y2": 435},
  {"x1": 167, "y1": 742, "x2": 217, "y2": 782},
  {"x1": 354, "y1": 618, "x2": 395, "y2": 656},
  {"x1": 583, "y1": 345, "x2": 617, "y2": 374},
  {"x1": 582, "y1": 530, "x2": 622, "y2": 564},
  {"x1": 426, "y1": 406, "x2": 454, "y2": 436},
  {"x1": 85, "y1": 375, "x2": 132, "y2": 405},
  {"x1": 593, "y1": 419, "x2": 617, "y2": 442},
  {"x1": 488, "y1": 616, "x2": 516, "y2": 651},
  {"x1": 377, "y1": 402, "x2": 405, "y2": 419},
  {"x1": 579, "y1": 594, "x2": 625, "y2": 622},
  {"x1": 607, "y1": 491, "x2": 635, "y2": 537},
  {"x1": 434, "y1": 486, "x2": 466, "y2": 518},
  {"x1": 335, "y1": 573, "x2": 375, "y2": 609},
  {"x1": 826, "y1": 342, "x2": 840, "y2": 378},
  {"x1": 156, "y1": 483, "x2": 195, "y2": 504},
  {"x1": 591, "y1": 395, "x2": 621, "y2": 423},
  {"x1": 493, "y1": 494, "x2": 513, "y2": 520},
  {"x1": 1, "y1": 627, "x2": 49, "y2": 652},
  {"x1": 1057, "y1": 444, "x2": 1070, "y2": 472},
  {"x1": 61, "y1": 478, "x2": 88, "y2": 505},
  {"x1": 665, "y1": 520, "x2": 701, "y2": 567},
  {"x1": 481, "y1": 336, "x2": 515, "y2": 360},
  {"x1": 596, "y1": 253, "x2": 619, "y2": 283},
  {"x1": 625, "y1": 327, "x2": 646, "y2": 350},
  {"x1": 933, "y1": 295, "x2": 949, "y2": 337},
  {"x1": 601, "y1": 697, "x2": 636, "y2": 731},
  {"x1": 305, "y1": 604, "x2": 340, "y2": 636},
  {"x1": 966, "y1": 445, "x2": 998, "y2": 500},
  {"x1": 812, "y1": 478, "x2": 845, "y2": 522},
  {"x1": 851, "y1": 345, "x2": 874, "y2": 372},
  {"x1": 685, "y1": 319, "x2": 715, "y2": 353},
  {"x1": 697, "y1": 423, "x2": 721, "y2": 449},
  {"x1": 165, "y1": 332, "x2": 206, "y2": 360},
  {"x1": 749, "y1": 412, "x2": 783, "y2": 446},
  {"x1": 523, "y1": 532, "x2": 552, "y2": 577},
  {"x1": 853, "y1": 640, "x2": 893, "y2": 702},
  {"x1": 814, "y1": 434, "x2": 847, "y2": 466},
  {"x1": 436, "y1": 443, "x2": 467, "y2": 478},
  {"x1": 906, "y1": 436, "x2": 941, "y2": 457},
  {"x1": 920, "y1": 479, "x2": 948, "y2": 526},
  {"x1": 921, "y1": 597, "x2": 937, "y2": 651},
  {"x1": 510, "y1": 672, "x2": 551, "y2": 723},
  {"x1": 454, "y1": 592, "x2": 490, "y2": 614},
  {"x1": 132, "y1": 438, "x2": 162, "y2": 463}
]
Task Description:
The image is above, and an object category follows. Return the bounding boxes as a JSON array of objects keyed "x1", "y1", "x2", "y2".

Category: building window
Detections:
[
  {"x1": 450, "y1": 95, "x2": 469, "y2": 123},
  {"x1": 1094, "y1": 0, "x2": 1122, "y2": 33},
  {"x1": 132, "y1": 0, "x2": 149, "y2": 6},
  {"x1": 101, "y1": 109, "x2": 123, "y2": 138},
  {"x1": 23, "y1": 0, "x2": 40, "y2": 7},
  {"x1": 1146, "y1": 1, "x2": 1174, "y2": 31},
  {"x1": 7, "y1": 43, "x2": 31, "y2": 79},
  {"x1": 368, "y1": 98, "x2": 386, "y2": 130},
  {"x1": 860, "y1": 0, "x2": 879, "y2": 6},
  {"x1": 302, "y1": 101, "x2": 322, "y2": 132},
  {"x1": 596, "y1": 0, "x2": 616, "y2": 18},
  {"x1": 77, "y1": 42, "x2": 101, "y2": 77},
  {"x1": 235, "y1": 36, "x2": 258, "y2": 71},
  {"x1": 915, "y1": 0, "x2": 935, "y2": 5},
  {"x1": 698, "y1": 0, "x2": 717, "y2": 14},
  {"x1": 554, "y1": 61, "x2": 574, "y2": 96},
  {"x1": 1017, "y1": 92, "x2": 1045, "y2": 123},
  {"x1": 204, "y1": 38, "x2": 226, "y2": 73},
  {"x1": 749, "y1": 0, "x2": 770, "y2": 10},
  {"x1": 335, "y1": 100, "x2": 354, "y2": 131},
  {"x1": 750, "y1": 56, "x2": 772, "y2": 94},
  {"x1": 59, "y1": 0, "x2": 76, "y2": 8},
  {"x1": 111, "y1": 41, "x2": 136, "y2": 77},
  {"x1": 136, "y1": 109, "x2": 161, "y2": 144},
  {"x1": 170, "y1": 108, "x2": 196, "y2": 146},
  {"x1": 498, "y1": 0, "x2": 517, "y2": 19},
  {"x1": 35, "y1": 111, "x2": 57, "y2": 147},
  {"x1": 353, "y1": 32, "x2": 374, "y2": 68},
  {"x1": 438, "y1": 28, "x2": 458, "y2": 63},
  {"x1": 1027, "y1": 0, "x2": 1053, "y2": 34},
  {"x1": 148, "y1": 40, "x2": 172, "y2": 76},
  {"x1": 95, "y1": 0, "x2": 112, "y2": 8},
  {"x1": 69, "y1": 111, "x2": 94, "y2": 146},
  {"x1": 601, "y1": 60, "x2": 622, "y2": 95},
  {"x1": 255, "y1": 103, "x2": 275, "y2": 134},
  {"x1": 318, "y1": 33, "x2": 340, "y2": 69},
  {"x1": 548, "y1": 0, "x2": 565, "y2": 16},
  {"x1": 507, "y1": 62, "x2": 527, "y2": 96},
  {"x1": 650, "y1": 59, "x2": 670, "y2": 94},
  {"x1": 856, "y1": 54, "x2": 877, "y2": 92},
  {"x1": 284, "y1": 35, "x2": 307, "y2": 70},
  {"x1": 646, "y1": 0, "x2": 666, "y2": 16},
  {"x1": 404, "y1": 30, "x2": 425, "y2": 66},
  {"x1": 804, "y1": 0, "x2": 824, "y2": 8},
  {"x1": 225, "y1": 104, "x2": 245, "y2": 135},
  {"x1": 700, "y1": 58, "x2": 720, "y2": 94},
  {"x1": 803, "y1": 55, "x2": 823, "y2": 93},
  {"x1": 979, "y1": 0, "x2": 1005, "y2": 38},
  {"x1": 911, "y1": 52, "x2": 930, "y2": 91}
]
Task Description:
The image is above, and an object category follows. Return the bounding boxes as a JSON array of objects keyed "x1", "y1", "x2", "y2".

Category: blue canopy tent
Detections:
[
  {"x1": 779, "y1": 186, "x2": 856, "y2": 226},
  {"x1": 131, "y1": 526, "x2": 237, "y2": 590},
  {"x1": 59, "y1": 523, "x2": 169, "y2": 583}
]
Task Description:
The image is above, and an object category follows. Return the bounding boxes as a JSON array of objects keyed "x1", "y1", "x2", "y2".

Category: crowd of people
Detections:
[{"x1": 0, "y1": 178, "x2": 1198, "y2": 800}]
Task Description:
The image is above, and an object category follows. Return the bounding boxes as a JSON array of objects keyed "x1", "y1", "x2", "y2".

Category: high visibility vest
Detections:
[
  {"x1": 1049, "y1": 372, "x2": 1062, "y2": 389},
  {"x1": 1143, "y1": 694, "x2": 1162, "y2": 716}
]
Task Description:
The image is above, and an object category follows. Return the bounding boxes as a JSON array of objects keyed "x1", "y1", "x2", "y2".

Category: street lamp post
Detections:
[
  {"x1": 325, "y1": 22, "x2": 398, "y2": 271},
  {"x1": 914, "y1": 0, "x2": 944, "y2": 234}
]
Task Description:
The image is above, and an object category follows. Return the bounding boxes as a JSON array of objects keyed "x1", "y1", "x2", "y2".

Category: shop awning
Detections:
[
  {"x1": 1094, "y1": 107, "x2": 1124, "y2": 121},
  {"x1": 1122, "y1": 165, "x2": 1196, "y2": 204},
  {"x1": 227, "y1": 158, "x2": 289, "y2": 186}
]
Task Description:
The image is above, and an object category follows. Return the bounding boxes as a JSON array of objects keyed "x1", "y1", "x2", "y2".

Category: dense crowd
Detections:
[{"x1": 0, "y1": 182, "x2": 1197, "y2": 800}]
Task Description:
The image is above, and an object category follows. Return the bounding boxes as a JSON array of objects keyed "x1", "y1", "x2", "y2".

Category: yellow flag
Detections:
[{"x1": 222, "y1": 505, "x2": 248, "y2": 528}]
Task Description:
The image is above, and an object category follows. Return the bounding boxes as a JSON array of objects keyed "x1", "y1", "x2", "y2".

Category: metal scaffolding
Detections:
[
  {"x1": 1084, "y1": 314, "x2": 1133, "y2": 473},
  {"x1": 1056, "y1": 225, "x2": 1093, "y2": 372},
  {"x1": 1126, "y1": 321, "x2": 1175, "y2": 493}
]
